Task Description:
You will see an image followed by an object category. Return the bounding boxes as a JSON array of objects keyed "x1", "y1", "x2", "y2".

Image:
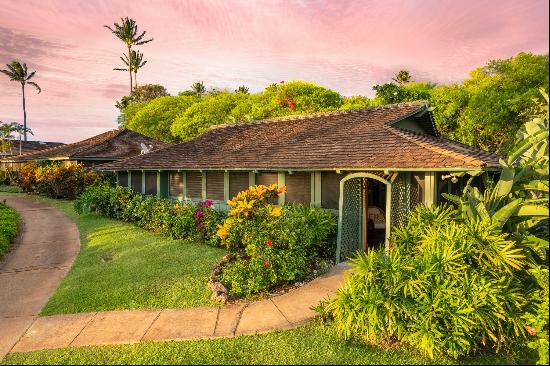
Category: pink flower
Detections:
[
  {"x1": 195, "y1": 210, "x2": 204, "y2": 218},
  {"x1": 204, "y1": 199, "x2": 213, "y2": 208}
]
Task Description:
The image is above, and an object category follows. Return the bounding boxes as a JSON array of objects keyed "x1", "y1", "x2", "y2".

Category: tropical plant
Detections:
[
  {"x1": 0, "y1": 61, "x2": 41, "y2": 141},
  {"x1": 235, "y1": 85, "x2": 249, "y2": 94},
  {"x1": 321, "y1": 204, "x2": 529, "y2": 359},
  {"x1": 0, "y1": 121, "x2": 33, "y2": 156},
  {"x1": 114, "y1": 50, "x2": 147, "y2": 88},
  {"x1": 105, "y1": 17, "x2": 153, "y2": 93},
  {"x1": 190, "y1": 81, "x2": 207, "y2": 97}
]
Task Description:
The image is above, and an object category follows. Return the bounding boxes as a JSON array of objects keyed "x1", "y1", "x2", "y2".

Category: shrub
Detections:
[
  {"x1": 17, "y1": 162, "x2": 101, "y2": 199},
  {"x1": 321, "y1": 204, "x2": 530, "y2": 360},
  {"x1": 74, "y1": 184, "x2": 226, "y2": 246},
  {"x1": 0, "y1": 202, "x2": 19, "y2": 258},
  {"x1": 0, "y1": 167, "x2": 14, "y2": 185},
  {"x1": 217, "y1": 185, "x2": 337, "y2": 298}
]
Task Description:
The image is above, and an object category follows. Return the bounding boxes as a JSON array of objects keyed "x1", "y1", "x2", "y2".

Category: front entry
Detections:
[{"x1": 336, "y1": 173, "x2": 391, "y2": 262}]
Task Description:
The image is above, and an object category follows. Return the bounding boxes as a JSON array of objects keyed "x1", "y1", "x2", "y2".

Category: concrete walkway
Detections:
[
  {"x1": 0, "y1": 195, "x2": 349, "y2": 357},
  {"x1": 0, "y1": 196, "x2": 80, "y2": 359}
]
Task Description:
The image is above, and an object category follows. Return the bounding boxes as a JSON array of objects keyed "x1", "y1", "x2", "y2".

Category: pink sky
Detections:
[{"x1": 0, "y1": 0, "x2": 548, "y2": 143}]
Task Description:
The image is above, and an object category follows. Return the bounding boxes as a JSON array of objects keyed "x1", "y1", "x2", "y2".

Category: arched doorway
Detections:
[{"x1": 336, "y1": 173, "x2": 391, "y2": 262}]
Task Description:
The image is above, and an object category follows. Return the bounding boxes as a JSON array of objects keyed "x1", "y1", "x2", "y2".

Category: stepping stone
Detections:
[
  {"x1": 12, "y1": 313, "x2": 95, "y2": 352},
  {"x1": 143, "y1": 307, "x2": 218, "y2": 341},
  {"x1": 71, "y1": 310, "x2": 160, "y2": 347}
]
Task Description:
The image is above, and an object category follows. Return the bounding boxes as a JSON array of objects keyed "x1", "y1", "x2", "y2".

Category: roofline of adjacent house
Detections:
[
  {"x1": 96, "y1": 166, "x2": 501, "y2": 173},
  {"x1": 1, "y1": 156, "x2": 120, "y2": 163}
]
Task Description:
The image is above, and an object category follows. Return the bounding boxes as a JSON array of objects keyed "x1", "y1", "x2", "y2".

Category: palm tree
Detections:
[
  {"x1": 235, "y1": 85, "x2": 249, "y2": 94},
  {"x1": 0, "y1": 61, "x2": 41, "y2": 141},
  {"x1": 0, "y1": 121, "x2": 33, "y2": 155},
  {"x1": 114, "y1": 50, "x2": 147, "y2": 88},
  {"x1": 191, "y1": 81, "x2": 206, "y2": 97},
  {"x1": 392, "y1": 70, "x2": 412, "y2": 85},
  {"x1": 105, "y1": 17, "x2": 153, "y2": 94}
]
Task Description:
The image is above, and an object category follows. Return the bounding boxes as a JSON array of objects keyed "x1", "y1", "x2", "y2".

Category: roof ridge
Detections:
[{"x1": 208, "y1": 101, "x2": 427, "y2": 132}]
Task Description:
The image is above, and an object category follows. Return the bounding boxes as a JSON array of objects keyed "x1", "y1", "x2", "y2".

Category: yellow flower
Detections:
[{"x1": 270, "y1": 207, "x2": 282, "y2": 217}]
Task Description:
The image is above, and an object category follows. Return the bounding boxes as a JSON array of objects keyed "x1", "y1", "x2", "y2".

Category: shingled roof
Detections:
[
  {"x1": 0, "y1": 140, "x2": 64, "y2": 158},
  {"x1": 98, "y1": 102, "x2": 500, "y2": 171},
  {"x1": 6, "y1": 129, "x2": 168, "y2": 162}
]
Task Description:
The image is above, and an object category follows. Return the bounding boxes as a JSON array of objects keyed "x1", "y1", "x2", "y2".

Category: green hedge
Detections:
[
  {"x1": 0, "y1": 202, "x2": 19, "y2": 258},
  {"x1": 74, "y1": 184, "x2": 226, "y2": 246}
]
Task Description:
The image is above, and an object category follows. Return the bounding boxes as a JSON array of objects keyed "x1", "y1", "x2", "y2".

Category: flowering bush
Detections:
[
  {"x1": 217, "y1": 184, "x2": 337, "y2": 298},
  {"x1": 17, "y1": 161, "x2": 100, "y2": 199},
  {"x1": 74, "y1": 184, "x2": 226, "y2": 246}
]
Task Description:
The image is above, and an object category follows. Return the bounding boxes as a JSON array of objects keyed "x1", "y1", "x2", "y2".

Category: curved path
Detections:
[
  {"x1": 0, "y1": 196, "x2": 348, "y2": 357},
  {"x1": 0, "y1": 196, "x2": 80, "y2": 359}
]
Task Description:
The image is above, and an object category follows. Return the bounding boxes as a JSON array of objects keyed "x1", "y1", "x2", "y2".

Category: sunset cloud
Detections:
[{"x1": 0, "y1": 0, "x2": 547, "y2": 143}]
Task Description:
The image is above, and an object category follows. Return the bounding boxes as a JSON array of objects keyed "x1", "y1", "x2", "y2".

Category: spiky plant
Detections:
[
  {"x1": 105, "y1": 17, "x2": 153, "y2": 93},
  {"x1": 0, "y1": 61, "x2": 41, "y2": 141}
]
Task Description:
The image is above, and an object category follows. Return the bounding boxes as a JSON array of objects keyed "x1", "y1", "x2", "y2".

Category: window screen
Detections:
[
  {"x1": 285, "y1": 172, "x2": 311, "y2": 204},
  {"x1": 169, "y1": 172, "x2": 184, "y2": 197},
  {"x1": 145, "y1": 172, "x2": 157, "y2": 196},
  {"x1": 229, "y1": 172, "x2": 249, "y2": 199},
  {"x1": 130, "y1": 171, "x2": 143, "y2": 194},
  {"x1": 186, "y1": 171, "x2": 202, "y2": 199},
  {"x1": 255, "y1": 172, "x2": 278, "y2": 186},
  {"x1": 118, "y1": 172, "x2": 128, "y2": 187},
  {"x1": 206, "y1": 172, "x2": 224, "y2": 201},
  {"x1": 321, "y1": 171, "x2": 341, "y2": 209}
]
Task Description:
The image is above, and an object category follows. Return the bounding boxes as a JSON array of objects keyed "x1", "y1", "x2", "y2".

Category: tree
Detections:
[
  {"x1": 392, "y1": 69, "x2": 412, "y2": 85},
  {"x1": 114, "y1": 50, "x2": 147, "y2": 88},
  {"x1": 235, "y1": 85, "x2": 249, "y2": 94},
  {"x1": 432, "y1": 52, "x2": 549, "y2": 153},
  {"x1": 115, "y1": 84, "x2": 170, "y2": 125},
  {"x1": 105, "y1": 17, "x2": 153, "y2": 94},
  {"x1": 127, "y1": 95, "x2": 198, "y2": 141},
  {"x1": 372, "y1": 81, "x2": 436, "y2": 105},
  {"x1": 190, "y1": 81, "x2": 206, "y2": 97},
  {"x1": 0, "y1": 61, "x2": 41, "y2": 141},
  {"x1": 0, "y1": 121, "x2": 32, "y2": 155}
]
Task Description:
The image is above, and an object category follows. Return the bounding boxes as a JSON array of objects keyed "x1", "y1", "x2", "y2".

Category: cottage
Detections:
[
  {"x1": 2, "y1": 129, "x2": 168, "y2": 170},
  {"x1": 97, "y1": 102, "x2": 499, "y2": 261}
]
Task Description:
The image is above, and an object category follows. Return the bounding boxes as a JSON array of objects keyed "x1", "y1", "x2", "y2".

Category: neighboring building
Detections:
[
  {"x1": 97, "y1": 102, "x2": 499, "y2": 261},
  {"x1": 2, "y1": 129, "x2": 169, "y2": 170},
  {"x1": 0, "y1": 140, "x2": 64, "y2": 159}
]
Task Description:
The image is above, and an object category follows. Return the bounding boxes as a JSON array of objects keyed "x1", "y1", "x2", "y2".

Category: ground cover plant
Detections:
[
  {"x1": 5, "y1": 194, "x2": 225, "y2": 315},
  {"x1": 0, "y1": 201, "x2": 19, "y2": 258},
  {"x1": 217, "y1": 184, "x2": 337, "y2": 297},
  {"x1": 1, "y1": 320, "x2": 537, "y2": 365}
]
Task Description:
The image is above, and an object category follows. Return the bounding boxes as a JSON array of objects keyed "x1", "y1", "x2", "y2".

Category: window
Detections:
[
  {"x1": 145, "y1": 172, "x2": 157, "y2": 196},
  {"x1": 186, "y1": 171, "x2": 202, "y2": 199},
  {"x1": 285, "y1": 172, "x2": 311, "y2": 204},
  {"x1": 130, "y1": 171, "x2": 142, "y2": 194},
  {"x1": 118, "y1": 172, "x2": 128, "y2": 187},
  {"x1": 321, "y1": 171, "x2": 341, "y2": 209},
  {"x1": 169, "y1": 172, "x2": 183, "y2": 197},
  {"x1": 206, "y1": 172, "x2": 224, "y2": 201},
  {"x1": 229, "y1": 172, "x2": 249, "y2": 199}
]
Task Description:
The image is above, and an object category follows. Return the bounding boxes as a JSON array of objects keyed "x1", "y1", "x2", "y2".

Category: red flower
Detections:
[
  {"x1": 263, "y1": 261, "x2": 271, "y2": 267},
  {"x1": 266, "y1": 239, "x2": 272, "y2": 247},
  {"x1": 280, "y1": 80, "x2": 285, "y2": 84}
]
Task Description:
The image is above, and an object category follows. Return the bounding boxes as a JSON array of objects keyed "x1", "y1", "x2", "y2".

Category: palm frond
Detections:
[{"x1": 27, "y1": 81, "x2": 41, "y2": 93}]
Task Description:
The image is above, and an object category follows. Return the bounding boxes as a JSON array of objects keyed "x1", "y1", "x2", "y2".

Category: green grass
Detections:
[
  {"x1": 1, "y1": 322, "x2": 535, "y2": 365},
  {"x1": 0, "y1": 201, "x2": 19, "y2": 258},
  {"x1": 0, "y1": 185, "x2": 23, "y2": 193},
  {"x1": 9, "y1": 194, "x2": 226, "y2": 315}
]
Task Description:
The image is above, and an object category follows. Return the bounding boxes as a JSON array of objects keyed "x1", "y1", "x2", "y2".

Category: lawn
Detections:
[
  {"x1": 1, "y1": 321, "x2": 535, "y2": 365},
  {"x1": 10, "y1": 194, "x2": 226, "y2": 315},
  {"x1": 0, "y1": 200, "x2": 19, "y2": 258}
]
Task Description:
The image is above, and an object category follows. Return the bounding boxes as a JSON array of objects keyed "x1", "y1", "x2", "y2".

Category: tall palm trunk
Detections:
[
  {"x1": 134, "y1": 72, "x2": 138, "y2": 88},
  {"x1": 21, "y1": 82, "x2": 27, "y2": 141},
  {"x1": 127, "y1": 45, "x2": 133, "y2": 93}
]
